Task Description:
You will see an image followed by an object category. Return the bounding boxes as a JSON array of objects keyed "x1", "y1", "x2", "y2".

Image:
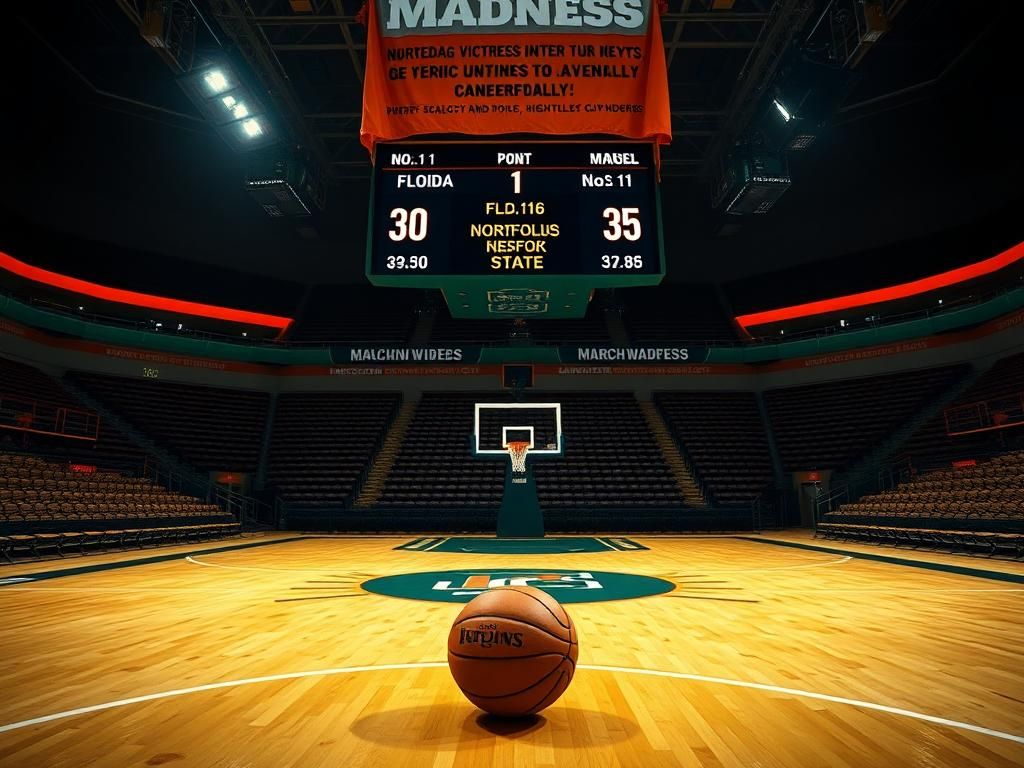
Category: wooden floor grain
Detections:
[{"x1": 0, "y1": 533, "x2": 1021, "y2": 767}]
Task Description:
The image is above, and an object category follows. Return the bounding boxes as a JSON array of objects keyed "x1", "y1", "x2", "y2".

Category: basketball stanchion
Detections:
[{"x1": 472, "y1": 403, "x2": 563, "y2": 538}]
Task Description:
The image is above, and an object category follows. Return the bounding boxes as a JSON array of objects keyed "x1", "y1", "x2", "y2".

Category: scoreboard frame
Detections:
[{"x1": 365, "y1": 139, "x2": 666, "y2": 318}]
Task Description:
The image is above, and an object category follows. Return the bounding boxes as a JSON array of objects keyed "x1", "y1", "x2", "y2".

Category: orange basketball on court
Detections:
[{"x1": 447, "y1": 585, "x2": 578, "y2": 717}]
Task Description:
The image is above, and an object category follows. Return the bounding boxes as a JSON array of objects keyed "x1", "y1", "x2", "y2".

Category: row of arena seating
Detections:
[
  {"x1": 283, "y1": 507, "x2": 753, "y2": 532},
  {"x1": 0, "y1": 352, "x2": 1019, "y2": 535},
  {"x1": 266, "y1": 392, "x2": 401, "y2": 507},
  {"x1": 0, "y1": 453, "x2": 224, "y2": 522},
  {"x1": 896, "y1": 351, "x2": 1024, "y2": 467},
  {"x1": 764, "y1": 365, "x2": 968, "y2": 472},
  {"x1": 375, "y1": 392, "x2": 686, "y2": 509},
  {"x1": 0, "y1": 452, "x2": 240, "y2": 560},
  {"x1": 533, "y1": 392, "x2": 681, "y2": 510},
  {"x1": 816, "y1": 524, "x2": 1024, "y2": 559},
  {"x1": 655, "y1": 391, "x2": 774, "y2": 507},
  {"x1": 378, "y1": 393, "x2": 504, "y2": 508},
  {"x1": 69, "y1": 372, "x2": 269, "y2": 472},
  {"x1": 3, "y1": 503, "x2": 228, "y2": 523},
  {"x1": 818, "y1": 450, "x2": 1024, "y2": 557},
  {"x1": 0, "y1": 356, "x2": 146, "y2": 470},
  {"x1": 0, "y1": 523, "x2": 240, "y2": 562},
  {"x1": 826, "y1": 450, "x2": 1024, "y2": 522}
]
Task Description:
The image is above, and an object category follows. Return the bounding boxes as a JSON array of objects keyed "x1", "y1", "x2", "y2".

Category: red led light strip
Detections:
[
  {"x1": 734, "y1": 241, "x2": 1024, "y2": 331},
  {"x1": 0, "y1": 250, "x2": 293, "y2": 334}
]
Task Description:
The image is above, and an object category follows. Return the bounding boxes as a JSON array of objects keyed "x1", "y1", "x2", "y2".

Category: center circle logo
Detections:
[{"x1": 361, "y1": 568, "x2": 675, "y2": 604}]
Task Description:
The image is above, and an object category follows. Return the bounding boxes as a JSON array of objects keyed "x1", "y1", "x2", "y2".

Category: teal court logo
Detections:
[{"x1": 361, "y1": 568, "x2": 675, "y2": 604}]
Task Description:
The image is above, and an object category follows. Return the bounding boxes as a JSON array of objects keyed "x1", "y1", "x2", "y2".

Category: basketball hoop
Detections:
[{"x1": 507, "y1": 440, "x2": 530, "y2": 476}]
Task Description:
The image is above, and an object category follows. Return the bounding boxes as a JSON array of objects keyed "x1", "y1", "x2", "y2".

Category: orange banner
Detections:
[{"x1": 360, "y1": 0, "x2": 671, "y2": 152}]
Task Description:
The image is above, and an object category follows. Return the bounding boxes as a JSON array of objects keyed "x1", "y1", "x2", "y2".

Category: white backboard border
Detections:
[{"x1": 474, "y1": 402, "x2": 562, "y2": 456}]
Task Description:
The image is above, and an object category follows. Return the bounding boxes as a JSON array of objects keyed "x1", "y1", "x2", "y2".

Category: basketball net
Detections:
[{"x1": 507, "y1": 441, "x2": 530, "y2": 481}]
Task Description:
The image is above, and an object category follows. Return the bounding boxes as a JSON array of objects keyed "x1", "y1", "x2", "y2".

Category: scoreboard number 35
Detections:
[{"x1": 602, "y1": 206, "x2": 641, "y2": 241}]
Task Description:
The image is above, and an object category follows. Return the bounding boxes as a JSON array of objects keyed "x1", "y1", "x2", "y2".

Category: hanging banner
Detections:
[{"x1": 359, "y1": 0, "x2": 672, "y2": 151}]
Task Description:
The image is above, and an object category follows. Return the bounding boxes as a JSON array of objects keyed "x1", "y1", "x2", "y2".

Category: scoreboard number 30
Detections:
[{"x1": 388, "y1": 207, "x2": 429, "y2": 242}]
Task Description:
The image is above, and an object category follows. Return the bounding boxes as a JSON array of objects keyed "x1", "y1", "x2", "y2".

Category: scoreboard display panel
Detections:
[{"x1": 368, "y1": 141, "x2": 663, "y2": 278}]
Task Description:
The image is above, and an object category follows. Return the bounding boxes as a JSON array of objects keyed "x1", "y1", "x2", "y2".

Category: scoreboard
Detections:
[
  {"x1": 367, "y1": 141, "x2": 663, "y2": 278},
  {"x1": 365, "y1": 140, "x2": 665, "y2": 318}
]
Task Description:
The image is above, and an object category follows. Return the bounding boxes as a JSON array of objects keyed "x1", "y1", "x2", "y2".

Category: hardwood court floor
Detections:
[{"x1": 0, "y1": 533, "x2": 1022, "y2": 767}]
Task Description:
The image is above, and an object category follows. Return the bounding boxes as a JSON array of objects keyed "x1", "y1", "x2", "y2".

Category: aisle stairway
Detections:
[
  {"x1": 355, "y1": 399, "x2": 419, "y2": 507},
  {"x1": 59, "y1": 375, "x2": 200, "y2": 482},
  {"x1": 639, "y1": 401, "x2": 706, "y2": 507},
  {"x1": 834, "y1": 364, "x2": 982, "y2": 490}
]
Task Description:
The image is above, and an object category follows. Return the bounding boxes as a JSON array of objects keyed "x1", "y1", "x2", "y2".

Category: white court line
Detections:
[
  {"x1": 0, "y1": 577, "x2": 34, "y2": 585},
  {"x1": 778, "y1": 587, "x2": 1024, "y2": 594},
  {"x1": 0, "y1": 662, "x2": 1021, "y2": 746},
  {"x1": 401, "y1": 538, "x2": 441, "y2": 551},
  {"x1": 185, "y1": 556, "x2": 346, "y2": 574},
  {"x1": 689, "y1": 555, "x2": 852, "y2": 574},
  {"x1": 0, "y1": 586, "x2": 265, "y2": 595},
  {"x1": 186, "y1": 547, "x2": 851, "y2": 576},
  {"x1": 10, "y1": 584, "x2": 1019, "y2": 598}
]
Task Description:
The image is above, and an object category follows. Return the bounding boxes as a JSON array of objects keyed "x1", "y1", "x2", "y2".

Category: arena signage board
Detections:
[
  {"x1": 360, "y1": 0, "x2": 671, "y2": 150},
  {"x1": 327, "y1": 346, "x2": 709, "y2": 365},
  {"x1": 330, "y1": 346, "x2": 483, "y2": 364},
  {"x1": 559, "y1": 346, "x2": 710, "y2": 363},
  {"x1": 361, "y1": 568, "x2": 675, "y2": 603}
]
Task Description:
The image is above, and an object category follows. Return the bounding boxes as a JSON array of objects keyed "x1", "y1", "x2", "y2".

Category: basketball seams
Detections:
[
  {"x1": 452, "y1": 614, "x2": 572, "y2": 644},
  {"x1": 523, "y1": 664, "x2": 571, "y2": 714},
  {"x1": 459, "y1": 658, "x2": 567, "y2": 700},
  {"x1": 501, "y1": 587, "x2": 571, "y2": 629},
  {"x1": 448, "y1": 650, "x2": 566, "y2": 662}
]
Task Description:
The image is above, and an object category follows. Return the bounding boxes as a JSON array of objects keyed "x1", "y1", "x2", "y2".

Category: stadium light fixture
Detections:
[
  {"x1": 203, "y1": 70, "x2": 229, "y2": 94},
  {"x1": 773, "y1": 99, "x2": 793, "y2": 122},
  {"x1": 178, "y1": 62, "x2": 278, "y2": 152}
]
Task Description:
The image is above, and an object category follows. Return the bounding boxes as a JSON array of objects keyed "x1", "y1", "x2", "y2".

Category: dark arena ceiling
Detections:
[{"x1": 0, "y1": 0, "x2": 1019, "y2": 291}]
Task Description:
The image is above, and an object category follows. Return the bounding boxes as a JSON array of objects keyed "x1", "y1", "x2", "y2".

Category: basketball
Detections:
[{"x1": 447, "y1": 586, "x2": 578, "y2": 717}]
